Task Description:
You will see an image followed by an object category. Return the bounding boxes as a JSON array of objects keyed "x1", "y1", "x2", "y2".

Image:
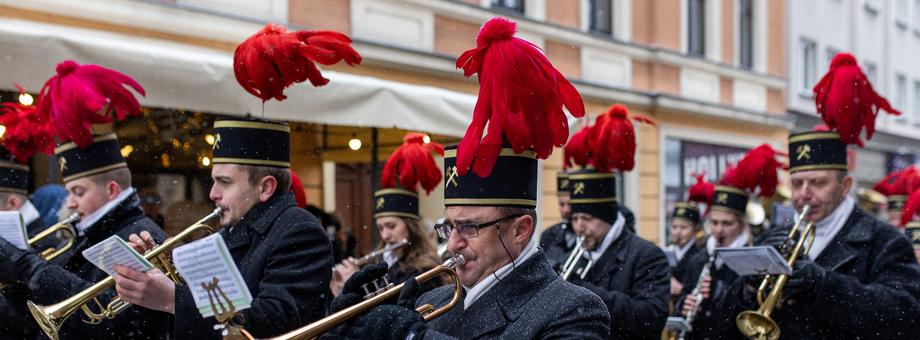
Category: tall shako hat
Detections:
[
  {"x1": 0, "y1": 146, "x2": 28, "y2": 195},
  {"x1": 33, "y1": 60, "x2": 146, "y2": 183},
  {"x1": 0, "y1": 83, "x2": 56, "y2": 193},
  {"x1": 568, "y1": 104, "x2": 655, "y2": 224},
  {"x1": 711, "y1": 144, "x2": 786, "y2": 216},
  {"x1": 790, "y1": 53, "x2": 900, "y2": 173},
  {"x1": 375, "y1": 133, "x2": 444, "y2": 219},
  {"x1": 211, "y1": 118, "x2": 290, "y2": 168},
  {"x1": 445, "y1": 17, "x2": 585, "y2": 208},
  {"x1": 558, "y1": 126, "x2": 591, "y2": 195}
]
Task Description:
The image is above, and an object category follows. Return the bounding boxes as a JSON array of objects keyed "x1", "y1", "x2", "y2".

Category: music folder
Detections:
[
  {"x1": 665, "y1": 316, "x2": 692, "y2": 332},
  {"x1": 0, "y1": 211, "x2": 29, "y2": 250},
  {"x1": 715, "y1": 246, "x2": 792, "y2": 276}
]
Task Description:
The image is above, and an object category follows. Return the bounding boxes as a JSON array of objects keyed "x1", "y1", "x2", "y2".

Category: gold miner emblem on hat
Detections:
[
  {"x1": 796, "y1": 144, "x2": 812, "y2": 161},
  {"x1": 573, "y1": 182, "x2": 585, "y2": 195},
  {"x1": 445, "y1": 166, "x2": 459, "y2": 188}
]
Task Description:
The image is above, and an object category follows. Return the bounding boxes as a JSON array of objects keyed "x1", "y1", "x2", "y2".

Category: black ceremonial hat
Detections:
[
  {"x1": 0, "y1": 147, "x2": 28, "y2": 194},
  {"x1": 568, "y1": 169, "x2": 619, "y2": 224},
  {"x1": 54, "y1": 133, "x2": 128, "y2": 183},
  {"x1": 711, "y1": 185, "x2": 749, "y2": 215},
  {"x1": 374, "y1": 188, "x2": 419, "y2": 220},
  {"x1": 906, "y1": 222, "x2": 920, "y2": 250},
  {"x1": 443, "y1": 145, "x2": 538, "y2": 208},
  {"x1": 672, "y1": 202, "x2": 701, "y2": 226},
  {"x1": 212, "y1": 118, "x2": 290, "y2": 168},
  {"x1": 788, "y1": 131, "x2": 847, "y2": 173}
]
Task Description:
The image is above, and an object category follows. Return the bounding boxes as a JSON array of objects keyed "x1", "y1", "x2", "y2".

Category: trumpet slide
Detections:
[{"x1": 27, "y1": 208, "x2": 221, "y2": 340}]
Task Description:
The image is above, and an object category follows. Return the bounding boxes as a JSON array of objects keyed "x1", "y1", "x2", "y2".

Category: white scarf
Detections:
[
  {"x1": 802, "y1": 196, "x2": 855, "y2": 260},
  {"x1": 582, "y1": 212, "x2": 626, "y2": 262},
  {"x1": 707, "y1": 228, "x2": 751, "y2": 269},
  {"x1": 76, "y1": 187, "x2": 136, "y2": 234},
  {"x1": 19, "y1": 200, "x2": 41, "y2": 227},
  {"x1": 462, "y1": 227, "x2": 539, "y2": 309},
  {"x1": 383, "y1": 249, "x2": 398, "y2": 267}
]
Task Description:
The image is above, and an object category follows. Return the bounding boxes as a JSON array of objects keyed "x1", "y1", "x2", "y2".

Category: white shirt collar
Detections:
[
  {"x1": 583, "y1": 212, "x2": 626, "y2": 261},
  {"x1": 707, "y1": 228, "x2": 751, "y2": 268},
  {"x1": 75, "y1": 187, "x2": 136, "y2": 233},
  {"x1": 462, "y1": 228, "x2": 539, "y2": 309},
  {"x1": 803, "y1": 196, "x2": 855, "y2": 260},
  {"x1": 671, "y1": 238, "x2": 696, "y2": 262},
  {"x1": 383, "y1": 249, "x2": 398, "y2": 267},
  {"x1": 19, "y1": 200, "x2": 41, "y2": 227}
]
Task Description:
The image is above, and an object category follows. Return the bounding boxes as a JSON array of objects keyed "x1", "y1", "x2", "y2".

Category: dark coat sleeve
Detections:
[
  {"x1": 581, "y1": 243, "x2": 670, "y2": 339},
  {"x1": 173, "y1": 213, "x2": 332, "y2": 339}
]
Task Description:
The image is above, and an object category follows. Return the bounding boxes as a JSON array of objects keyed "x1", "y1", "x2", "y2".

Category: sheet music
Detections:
[
  {"x1": 715, "y1": 246, "x2": 792, "y2": 276},
  {"x1": 82, "y1": 235, "x2": 154, "y2": 277},
  {"x1": 172, "y1": 233, "x2": 252, "y2": 317},
  {"x1": 0, "y1": 211, "x2": 29, "y2": 250},
  {"x1": 662, "y1": 248, "x2": 678, "y2": 267}
]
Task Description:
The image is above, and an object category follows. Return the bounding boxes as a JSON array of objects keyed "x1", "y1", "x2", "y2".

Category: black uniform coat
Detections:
[
  {"x1": 0, "y1": 218, "x2": 48, "y2": 340},
  {"x1": 540, "y1": 221, "x2": 574, "y2": 272},
  {"x1": 672, "y1": 241, "x2": 703, "y2": 286},
  {"x1": 173, "y1": 193, "x2": 333, "y2": 339},
  {"x1": 676, "y1": 250, "x2": 745, "y2": 340},
  {"x1": 572, "y1": 228, "x2": 671, "y2": 340},
  {"x1": 416, "y1": 251, "x2": 610, "y2": 339},
  {"x1": 726, "y1": 207, "x2": 920, "y2": 339},
  {"x1": 25, "y1": 193, "x2": 170, "y2": 340}
]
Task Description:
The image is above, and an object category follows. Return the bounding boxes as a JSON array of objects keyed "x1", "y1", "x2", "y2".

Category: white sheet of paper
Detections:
[
  {"x1": 665, "y1": 316, "x2": 692, "y2": 332},
  {"x1": 0, "y1": 211, "x2": 29, "y2": 250},
  {"x1": 82, "y1": 235, "x2": 154, "y2": 277},
  {"x1": 715, "y1": 246, "x2": 792, "y2": 276},
  {"x1": 662, "y1": 248, "x2": 678, "y2": 267},
  {"x1": 172, "y1": 233, "x2": 252, "y2": 318}
]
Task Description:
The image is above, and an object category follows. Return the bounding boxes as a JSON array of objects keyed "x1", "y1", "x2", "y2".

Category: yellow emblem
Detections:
[
  {"x1": 212, "y1": 133, "x2": 222, "y2": 151},
  {"x1": 58, "y1": 157, "x2": 67, "y2": 173},
  {"x1": 560, "y1": 179, "x2": 570, "y2": 190},
  {"x1": 376, "y1": 197, "x2": 385, "y2": 209},
  {"x1": 716, "y1": 193, "x2": 729, "y2": 204},
  {"x1": 796, "y1": 144, "x2": 812, "y2": 161},
  {"x1": 445, "y1": 166, "x2": 459, "y2": 188},
  {"x1": 573, "y1": 182, "x2": 585, "y2": 195},
  {"x1": 677, "y1": 207, "x2": 686, "y2": 216},
  {"x1": 911, "y1": 230, "x2": 920, "y2": 243}
]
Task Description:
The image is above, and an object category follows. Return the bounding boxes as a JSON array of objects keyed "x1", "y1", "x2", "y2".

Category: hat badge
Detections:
[
  {"x1": 212, "y1": 133, "x2": 222, "y2": 151},
  {"x1": 445, "y1": 166, "x2": 460, "y2": 188},
  {"x1": 573, "y1": 182, "x2": 585, "y2": 195},
  {"x1": 796, "y1": 144, "x2": 812, "y2": 161},
  {"x1": 376, "y1": 197, "x2": 385, "y2": 209},
  {"x1": 677, "y1": 207, "x2": 686, "y2": 216},
  {"x1": 716, "y1": 192, "x2": 728, "y2": 204},
  {"x1": 58, "y1": 157, "x2": 68, "y2": 172},
  {"x1": 560, "y1": 179, "x2": 570, "y2": 189}
]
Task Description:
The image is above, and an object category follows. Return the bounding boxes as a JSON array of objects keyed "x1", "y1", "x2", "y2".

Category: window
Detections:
[
  {"x1": 799, "y1": 39, "x2": 816, "y2": 95},
  {"x1": 492, "y1": 0, "x2": 524, "y2": 14},
  {"x1": 864, "y1": 62, "x2": 878, "y2": 86},
  {"x1": 688, "y1": 0, "x2": 706, "y2": 57},
  {"x1": 896, "y1": 0, "x2": 908, "y2": 27},
  {"x1": 914, "y1": 0, "x2": 920, "y2": 29},
  {"x1": 914, "y1": 81, "x2": 920, "y2": 124},
  {"x1": 738, "y1": 0, "x2": 754, "y2": 68},
  {"x1": 589, "y1": 0, "x2": 613, "y2": 34},
  {"x1": 896, "y1": 74, "x2": 907, "y2": 121}
]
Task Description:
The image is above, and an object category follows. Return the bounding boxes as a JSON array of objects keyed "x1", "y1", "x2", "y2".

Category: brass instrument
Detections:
[
  {"x1": 676, "y1": 254, "x2": 714, "y2": 340},
  {"x1": 561, "y1": 236, "x2": 593, "y2": 280},
  {"x1": 0, "y1": 213, "x2": 78, "y2": 289},
  {"x1": 736, "y1": 205, "x2": 816, "y2": 340},
  {"x1": 28, "y1": 208, "x2": 221, "y2": 340},
  {"x1": 269, "y1": 254, "x2": 466, "y2": 340},
  {"x1": 335, "y1": 239, "x2": 409, "y2": 272}
]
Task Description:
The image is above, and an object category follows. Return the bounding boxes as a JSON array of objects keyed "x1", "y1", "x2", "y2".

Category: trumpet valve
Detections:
[{"x1": 362, "y1": 276, "x2": 394, "y2": 299}]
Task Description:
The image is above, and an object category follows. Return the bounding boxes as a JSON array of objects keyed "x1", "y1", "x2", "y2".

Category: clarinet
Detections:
[{"x1": 679, "y1": 254, "x2": 714, "y2": 340}]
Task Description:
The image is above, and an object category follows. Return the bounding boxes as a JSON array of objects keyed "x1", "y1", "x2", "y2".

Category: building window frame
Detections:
[
  {"x1": 491, "y1": 0, "x2": 525, "y2": 15},
  {"x1": 895, "y1": 73, "x2": 908, "y2": 123},
  {"x1": 913, "y1": 80, "x2": 920, "y2": 126},
  {"x1": 588, "y1": 0, "x2": 614, "y2": 35},
  {"x1": 738, "y1": 0, "x2": 754, "y2": 69},
  {"x1": 687, "y1": 0, "x2": 706, "y2": 57},
  {"x1": 798, "y1": 38, "x2": 817, "y2": 98},
  {"x1": 896, "y1": 0, "x2": 909, "y2": 28}
]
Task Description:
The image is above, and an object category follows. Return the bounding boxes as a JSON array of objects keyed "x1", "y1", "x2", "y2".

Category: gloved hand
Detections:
[
  {"x1": 345, "y1": 278, "x2": 425, "y2": 340},
  {"x1": 783, "y1": 259, "x2": 824, "y2": 301},
  {"x1": 323, "y1": 263, "x2": 390, "y2": 338},
  {"x1": 0, "y1": 238, "x2": 45, "y2": 285}
]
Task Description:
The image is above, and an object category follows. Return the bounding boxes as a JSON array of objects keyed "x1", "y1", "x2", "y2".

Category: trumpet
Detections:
[
  {"x1": 560, "y1": 236, "x2": 594, "y2": 280},
  {"x1": 28, "y1": 208, "x2": 221, "y2": 340},
  {"x1": 334, "y1": 239, "x2": 409, "y2": 272},
  {"x1": 736, "y1": 205, "x2": 816, "y2": 340},
  {"x1": 0, "y1": 213, "x2": 78, "y2": 289},
  {"x1": 269, "y1": 254, "x2": 466, "y2": 340}
]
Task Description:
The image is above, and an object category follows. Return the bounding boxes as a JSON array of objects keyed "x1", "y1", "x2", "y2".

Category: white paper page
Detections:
[
  {"x1": 662, "y1": 248, "x2": 678, "y2": 267},
  {"x1": 715, "y1": 246, "x2": 792, "y2": 276},
  {"x1": 82, "y1": 235, "x2": 154, "y2": 277},
  {"x1": 0, "y1": 211, "x2": 29, "y2": 250},
  {"x1": 172, "y1": 233, "x2": 252, "y2": 318}
]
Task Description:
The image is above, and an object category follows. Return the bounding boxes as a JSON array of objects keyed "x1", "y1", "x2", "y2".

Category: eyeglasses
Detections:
[{"x1": 434, "y1": 214, "x2": 524, "y2": 240}]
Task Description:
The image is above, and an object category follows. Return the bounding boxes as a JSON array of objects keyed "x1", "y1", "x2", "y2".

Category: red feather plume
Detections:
[
  {"x1": 36, "y1": 60, "x2": 145, "y2": 148},
  {"x1": 720, "y1": 144, "x2": 787, "y2": 197},
  {"x1": 901, "y1": 188, "x2": 920, "y2": 226},
  {"x1": 381, "y1": 133, "x2": 444, "y2": 194},
  {"x1": 688, "y1": 172, "x2": 715, "y2": 205},
  {"x1": 454, "y1": 17, "x2": 585, "y2": 177},
  {"x1": 234, "y1": 23, "x2": 361, "y2": 102},
  {"x1": 587, "y1": 104, "x2": 656, "y2": 173},
  {"x1": 289, "y1": 169, "x2": 307, "y2": 208},
  {"x1": 813, "y1": 53, "x2": 900, "y2": 147},
  {"x1": 0, "y1": 84, "x2": 55, "y2": 163},
  {"x1": 563, "y1": 126, "x2": 592, "y2": 169},
  {"x1": 875, "y1": 167, "x2": 920, "y2": 196}
]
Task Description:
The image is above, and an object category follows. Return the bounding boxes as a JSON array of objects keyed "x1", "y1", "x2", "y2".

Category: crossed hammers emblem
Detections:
[
  {"x1": 796, "y1": 144, "x2": 812, "y2": 161},
  {"x1": 445, "y1": 166, "x2": 459, "y2": 188},
  {"x1": 376, "y1": 197, "x2": 385, "y2": 209},
  {"x1": 573, "y1": 182, "x2": 585, "y2": 195}
]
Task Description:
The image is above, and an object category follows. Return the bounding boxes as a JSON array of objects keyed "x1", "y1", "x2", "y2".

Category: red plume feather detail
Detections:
[
  {"x1": 813, "y1": 53, "x2": 900, "y2": 147},
  {"x1": 875, "y1": 167, "x2": 920, "y2": 196},
  {"x1": 587, "y1": 104, "x2": 656, "y2": 173},
  {"x1": 901, "y1": 188, "x2": 920, "y2": 226},
  {"x1": 289, "y1": 169, "x2": 308, "y2": 208},
  {"x1": 234, "y1": 23, "x2": 361, "y2": 102},
  {"x1": 381, "y1": 133, "x2": 444, "y2": 194},
  {"x1": 720, "y1": 144, "x2": 787, "y2": 198},
  {"x1": 454, "y1": 17, "x2": 585, "y2": 177},
  {"x1": 36, "y1": 60, "x2": 145, "y2": 148},
  {"x1": 688, "y1": 172, "x2": 715, "y2": 205},
  {"x1": 563, "y1": 126, "x2": 592, "y2": 169},
  {"x1": 0, "y1": 84, "x2": 55, "y2": 163}
]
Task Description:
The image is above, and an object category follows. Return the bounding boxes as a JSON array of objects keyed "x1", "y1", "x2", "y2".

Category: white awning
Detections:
[{"x1": 0, "y1": 18, "x2": 474, "y2": 137}]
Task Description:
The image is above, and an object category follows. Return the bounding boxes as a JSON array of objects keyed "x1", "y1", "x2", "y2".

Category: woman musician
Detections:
[{"x1": 329, "y1": 133, "x2": 444, "y2": 297}]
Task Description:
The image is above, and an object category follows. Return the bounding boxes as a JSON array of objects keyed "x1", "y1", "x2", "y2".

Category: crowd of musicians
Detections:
[{"x1": 1, "y1": 15, "x2": 919, "y2": 340}]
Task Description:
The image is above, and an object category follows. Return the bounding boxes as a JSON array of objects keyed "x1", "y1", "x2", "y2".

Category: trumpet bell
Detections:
[
  {"x1": 736, "y1": 310, "x2": 779, "y2": 340},
  {"x1": 28, "y1": 300, "x2": 66, "y2": 340}
]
